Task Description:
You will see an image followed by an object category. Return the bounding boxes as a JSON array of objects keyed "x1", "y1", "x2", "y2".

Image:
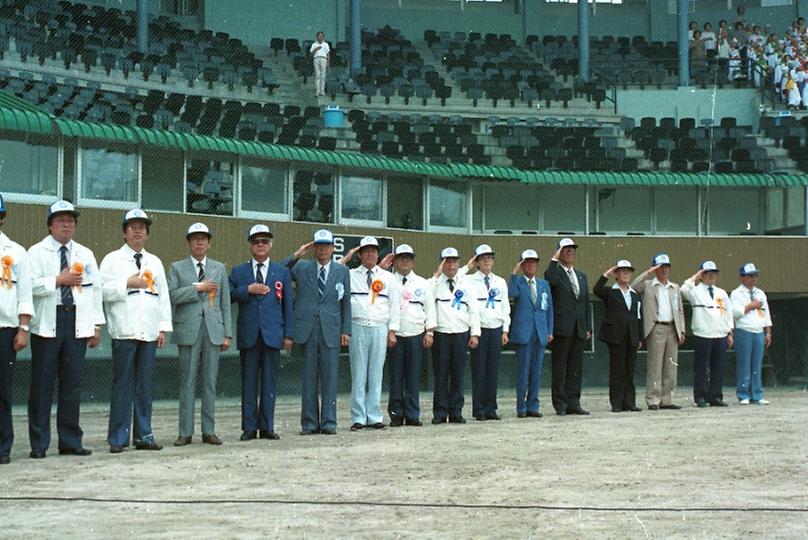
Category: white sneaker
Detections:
[
  {"x1": 739, "y1": 399, "x2": 750, "y2": 405},
  {"x1": 754, "y1": 399, "x2": 770, "y2": 405}
]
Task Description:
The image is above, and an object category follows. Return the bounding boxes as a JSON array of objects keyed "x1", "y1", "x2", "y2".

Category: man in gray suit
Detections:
[
  {"x1": 632, "y1": 253, "x2": 686, "y2": 410},
  {"x1": 168, "y1": 223, "x2": 232, "y2": 446},
  {"x1": 283, "y1": 229, "x2": 351, "y2": 435}
]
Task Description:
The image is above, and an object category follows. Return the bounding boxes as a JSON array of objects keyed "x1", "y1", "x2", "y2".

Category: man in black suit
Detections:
[
  {"x1": 593, "y1": 260, "x2": 643, "y2": 413},
  {"x1": 544, "y1": 238, "x2": 591, "y2": 416}
]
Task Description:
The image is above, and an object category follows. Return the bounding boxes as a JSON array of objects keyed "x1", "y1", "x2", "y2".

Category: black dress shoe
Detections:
[
  {"x1": 405, "y1": 418, "x2": 423, "y2": 427},
  {"x1": 390, "y1": 417, "x2": 404, "y2": 427},
  {"x1": 259, "y1": 431, "x2": 280, "y2": 440},
  {"x1": 370, "y1": 422, "x2": 385, "y2": 429},
  {"x1": 174, "y1": 436, "x2": 192, "y2": 447},
  {"x1": 299, "y1": 429, "x2": 317, "y2": 436},
  {"x1": 569, "y1": 407, "x2": 590, "y2": 415},
  {"x1": 648, "y1": 404, "x2": 659, "y2": 410},
  {"x1": 526, "y1": 411, "x2": 543, "y2": 418},
  {"x1": 448, "y1": 416, "x2": 466, "y2": 424},
  {"x1": 517, "y1": 412, "x2": 527, "y2": 418},
  {"x1": 431, "y1": 417, "x2": 446, "y2": 425},
  {"x1": 202, "y1": 433, "x2": 222, "y2": 445},
  {"x1": 350, "y1": 423, "x2": 364, "y2": 431},
  {"x1": 109, "y1": 445, "x2": 124, "y2": 454},
  {"x1": 626, "y1": 406, "x2": 642, "y2": 412},
  {"x1": 29, "y1": 449, "x2": 46, "y2": 459},
  {"x1": 135, "y1": 441, "x2": 163, "y2": 450},
  {"x1": 556, "y1": 410, "x2": 567, "y2": 416},
  {"x1": 696, "y1": 399, "x2": 708, "y2": 408},
  {"x1": 486, "y1": 414, "x2": 501, "y2": 421},
  {"x1": 240, "y1": 431, "x2": 257, "y2": 441},
  {"x1": 611, "y1": 407, "x2": 623, "y2": 413},
  {"x1": 320, "y1": 428, "x2": 337, "y2": 435},
  {"x1": 59, "y1": 447, "x2": 92, "y2": 456},
  {"x1": 710, "y1": 400, "x2": 729, "y2": 407},
  {"x1": 0, "y1": 455, "x2": 9, "y2": 465},
  {"x1": 659, "y1": 404, "x2": 681, "y2": 410},
  {"x1": 474, "y1": 415, "x2": 487, "y2": 421}
]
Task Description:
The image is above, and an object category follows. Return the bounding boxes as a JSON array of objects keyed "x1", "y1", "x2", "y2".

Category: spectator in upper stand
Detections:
[
  {"x1": 718, "y1": 19, "x2": 730, "y2": 40},
  {"x1": 786, "y1": 65, "x2": 802, "y2": 109},
  {"x1": 688, "y1": 21, "x2": 699, "y2": 41},
  {"x1": 717, "y1": 30, "x2": 731, "y2": 60},
  {"x1": 690, "y1": 30, "x2": 707, "y2": 65},
  {"x1": 728, "y1": 39, "x2": 744, "y2": 80},
  {"x1": 309, "y1": 31, "x2": 330, "y2": 98},
  {"x1": 702, "y1": 23, "x2": 717, "y2": 59},
  {"x1": 749, "y1": 25, "x2": 764, "y2": 47},
  {"x1": 735, "y1": 3, "x2": 746, "y2": 26}
]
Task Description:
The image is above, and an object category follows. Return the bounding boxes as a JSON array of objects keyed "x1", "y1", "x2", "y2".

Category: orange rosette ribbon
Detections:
[
  {"x1": 370, "y1": 279, "x2": 384, "y2": 304},
  {"x1": 1, "y1": 255, "x2": 12, "y2": 289},
  {"x1": 716, "y1": 297, "x2": 726, "y2": 316},
  {"x1": 208, "y1": 287, "x2": 216, "y2": 307},
  {"x1": 274, "y1": 281, "x2": 283, "y2": 300},
  {"x1": 71, "y1": 262, "x2": 84, "y2": 294},
  {"x1": 142, "y1": 270, "x2": 156, "y2": 293}
]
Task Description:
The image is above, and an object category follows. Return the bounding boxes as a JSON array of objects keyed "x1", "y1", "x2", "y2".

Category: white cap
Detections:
[
  {"x1": 122, "y1": 208, "x2": 152, "y2": 226},
  {"x1": 47, "y1": 200, "x2": 79, "y2": 221},
  {"x1": 700, "y1": 260, "x2": 719, "y2": 272},
  {"x1": 248, "y1": 224, "x2": 273, "y2": 240},
  {"x1": 558, "y1": 237, "x2": 578, "y2": 249},
  {"x1": 440, "y1": 247, "x2": 459, "y2": 259},
  {"x1": 313, "y1": 229, "x2": 334, "y2": 244},
  {"x1": 652, "y1": 253, "x2": 671, "y2": 266},
  {"x1": 359, "y1": 236, "x2": 379, "y2": 249},
  {"x1": 616, "y1": 259, "x2": 635, "y2": 271},
  {"x1": 739, "y1": 262, "x2": 759, "y2": 276},
  {"x1": 520, "y1": 249, "x2": 539, "y2": 263},
  {"x1": 395, "y1": 244, "x2": 415, "y2": 256},
  {"x1": 474, "y1": 244, "x2": 495, "y2": 258},
  {"x1": 186, "y1": 222, "x2": 211, "y2": 238}
]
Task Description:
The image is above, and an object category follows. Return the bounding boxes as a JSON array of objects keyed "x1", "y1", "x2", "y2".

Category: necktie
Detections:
[
  {"x1": 197, "y1": 262, "x2": 205, "y2": 281},
  {"x1": 708, "y1": 286, "x2": 714, "y2": 299},
  {"x1": 318, "y1": 266, "x2": 326, "y2": 298},
  {"x1": 402, "y1": 276, "x2": 407, "y2": 286},
  {"x1": 60, "y1": 245, "x2": 74, "y2": 306},
  {"x1": 484, "y1": 275, "x2": 490, "y2": 291},
  {"x1": 134, "y1": 252, "x2": 142, "y2": 270},
  {"x1": 447, "y1": 278, "x2": 455, "y2": 293},
  {"x1": 366, "y1": 269, "x2": 372, "y2": 287},
  {"x1": 749, "y1": 289, "x2": 755, "y2": 301},
  {"x1": 568, "y1": 269, "x2": 579, "y2": 298},
  {"x1": 529, "y1": 279, "x2": 537, "y2": 305},
  {"x1": 256, "y1": 262, "x2": 264, "y2": 284}
]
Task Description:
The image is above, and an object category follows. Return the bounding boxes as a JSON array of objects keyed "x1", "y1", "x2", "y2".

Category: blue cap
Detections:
[
  {"x1": 700, "y1": 260, "x2": 719, "y2": 272},
  {"x1": 652, "y1": 253, "x2": 671, "y2": 266},
  {"x1": 122, "y1": 208, "x2": 152, "y2": 226},
  {"x1": 313, "y1": 229, "x2": 334, "y2": 244},
  {"x1": 47, "y1": 200, "x2": 80, "y2": 223},
  {"x1": 0, "y1": 192, "x2": 5, "y2": 215},
  {"x1": 739, "y1": 262, "x2": 759, "y2": 276}
]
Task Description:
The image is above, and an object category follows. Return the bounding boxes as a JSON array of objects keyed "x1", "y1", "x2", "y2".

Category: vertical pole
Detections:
[
  {"x1": 137, "y1": 0, "x2": 149, "y2": 54},
  {"x1": 578, "y1": 0, "x2": 589, "y2": 82},
  {"x1": 350, "y1": 0, "x2": 362, "y2": 78},
  {"x1": 677, "y1": 0, "x2": 689, "y2": 87}
]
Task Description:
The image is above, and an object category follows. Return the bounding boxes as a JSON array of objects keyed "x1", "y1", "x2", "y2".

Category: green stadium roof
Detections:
[{"x1": 2, "y1": 95, "x2": 808, "y2": 188}]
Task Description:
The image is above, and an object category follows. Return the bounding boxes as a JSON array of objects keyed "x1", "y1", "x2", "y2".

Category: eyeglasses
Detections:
[{"x1": 251, "y1": 238, "x2": 271, "y2": 245}]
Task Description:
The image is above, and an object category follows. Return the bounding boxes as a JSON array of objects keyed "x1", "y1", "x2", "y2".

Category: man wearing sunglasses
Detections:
[{"x1": 228, "y1": 225, "x2": 293, "y2": 442}]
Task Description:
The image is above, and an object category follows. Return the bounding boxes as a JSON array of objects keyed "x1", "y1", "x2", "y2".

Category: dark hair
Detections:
[
  {"x1": 47, "y1": 212, "x2": 78, "y2": 227},
  {"x1": 689, "y1": 20, "x2": 697, "y2": 29},
  {"x1": 122, "y1": 220, "x2": 150, "y2": 234},
  {"x1": 704, "y1": 22, "x2": 712, "y2": 29}
]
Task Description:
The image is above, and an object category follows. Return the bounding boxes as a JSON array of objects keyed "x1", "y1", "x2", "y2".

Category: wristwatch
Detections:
[{"x1": 19, "y1": 324, "x2": 29, "y2": 333}]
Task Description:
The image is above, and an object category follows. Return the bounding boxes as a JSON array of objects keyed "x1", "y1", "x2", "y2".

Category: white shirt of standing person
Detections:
[{"x1": 310, "y1": 40, "x2": 330, "y2": 59}]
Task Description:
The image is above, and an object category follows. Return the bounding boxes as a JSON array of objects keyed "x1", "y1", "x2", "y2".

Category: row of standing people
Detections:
[{"x1": 0, "y1": 195, "x2": 773, "y2": 464}]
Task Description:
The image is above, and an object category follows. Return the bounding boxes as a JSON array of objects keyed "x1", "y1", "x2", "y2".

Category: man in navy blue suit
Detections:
[
  {"x1": 228, "y1": 224, "x2": 293, "y2": 441},
  {"x1": 508, "y1": 249, "x2": 553, "y2": 418}
]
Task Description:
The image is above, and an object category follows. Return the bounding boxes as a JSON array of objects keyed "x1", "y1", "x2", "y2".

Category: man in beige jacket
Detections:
[{"x1": 632, "y1": 253, "x2": 686, "y2": 410}]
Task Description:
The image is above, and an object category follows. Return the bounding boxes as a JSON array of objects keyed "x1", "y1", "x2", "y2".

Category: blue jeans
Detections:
[
  {"x1": 734, "y1": 329, "x2": 765, "y2": 402},
  {"x1": 514, "y1": 334, "x2": 546, "y2": 414},
  {"x1": 349, "y1": 324, "x2": 387, "y2": 425},
  {"x1": 107, "y1": 339, "x2": 157, "y2": 446}
]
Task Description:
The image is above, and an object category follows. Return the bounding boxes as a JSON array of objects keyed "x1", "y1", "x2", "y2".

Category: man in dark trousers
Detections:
[
  {"x1": 228, "y1": 224, "x2": 293, "y2": 441},
  {"x1": 544, "y1": 238, "x2": 591, "y2": 416},
  {"x1": 593, "y1": 260, "x2": 643, "y2": 413},
  {"x1": 283, "y1": 229, "x2": 351, "y2": 435}
]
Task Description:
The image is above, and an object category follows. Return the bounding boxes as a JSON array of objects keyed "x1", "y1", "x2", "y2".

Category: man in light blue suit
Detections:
[
  {"x1": 228, "y1": 224, "x2": 293, "y2": 441},
  {"x1": 508, "y1": 249, "x2": 553, "y2": 418},
  {"x1": 282, "y1": 229, "x2": 351, "y2": 435}
]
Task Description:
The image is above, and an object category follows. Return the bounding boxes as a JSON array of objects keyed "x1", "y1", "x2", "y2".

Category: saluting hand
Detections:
[
  {"x1": 552, "y1": 247, "x2": 562, "y2": 261},
  {"x1": 294, "y1": 241, "x2": 314, "y2": 259},
  {"x1": 603, "y1": 265, "x2": 618, "y2": 279},
  {"x1": 379, "y1": 253, "x2": 395, "y2": 270},
  {"x1": 337, "y1": 246, "x2": 360, "y2": 265},
  {"x1": 465, "y1": 255, "x2": 477, "y2": 271},
  {"x1": 512, "y1": 260, "x2": 522, "y2": 275},
  {"x1": 433, "y1": 259, "x2": 445, "y2": 279},
  {"x1": 645, "y1": 264, "x2": 661, "y2": 276}
]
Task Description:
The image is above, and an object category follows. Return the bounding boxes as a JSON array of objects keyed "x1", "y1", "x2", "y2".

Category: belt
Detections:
[
  {"x1": 57, "y1": 305, "x2": 76, "y2": 312},
  {"x1": 655, "y1": 321, "x2": 672, "y2": 325}
]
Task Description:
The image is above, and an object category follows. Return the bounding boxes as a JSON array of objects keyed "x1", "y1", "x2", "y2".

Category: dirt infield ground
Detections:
[{"x1": 1, "y1": 388, "x2": 806, "y2": 538}]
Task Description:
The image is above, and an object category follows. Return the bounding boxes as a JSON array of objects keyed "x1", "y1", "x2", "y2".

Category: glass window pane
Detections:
[
  {"x1": 656, "y1": 187, "x2": 699, "y2": 234},
  {"x1": 541, "y1": 186, "x2": 585, "y2": 233},
  {"x1": 142, "y1": 148, "x2": 184, "y2": 212},
  {"x1": 786, "y1": 187, "x2": 805, "y2": 229},
  {"x1": 472, "y1": 184, "x2": 483, "y2": 232},
  {"x1": 597, "y1": 187, "x2": 651, "y2": 233},
  {"x1": 429, "y1": 179, "x2": 467, "y2": 229},
  {"x1": 241, "y1": 161, "x2": 288, "y2": 215},
  {"x1": 341, "y1": 173, "x2": 383, "y2": 222},
  {"x1": 0, "y1": 132, "x2": 58, "y2": 197},
  {"x1": 708, "y1": 188, "x2": 760, "y2": 235},
  {"x1": 186, "y1": 156, "x2": 234, "y2": 216},
  {"x1": 81, "y1": 143, "x2": 137, "y2": 202},
  {"x1": 387, "y1": 177, "x2": 423, "y2": 230},
  {"x1": 293, "y1": 168, "x2": 334, "y2": 223},
  {"x1": 766, "y1": 188, "x2": 785, "y2": 232},
  {"x1": 484, "y1": 183, "x2": 539, "y2": 232}
]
